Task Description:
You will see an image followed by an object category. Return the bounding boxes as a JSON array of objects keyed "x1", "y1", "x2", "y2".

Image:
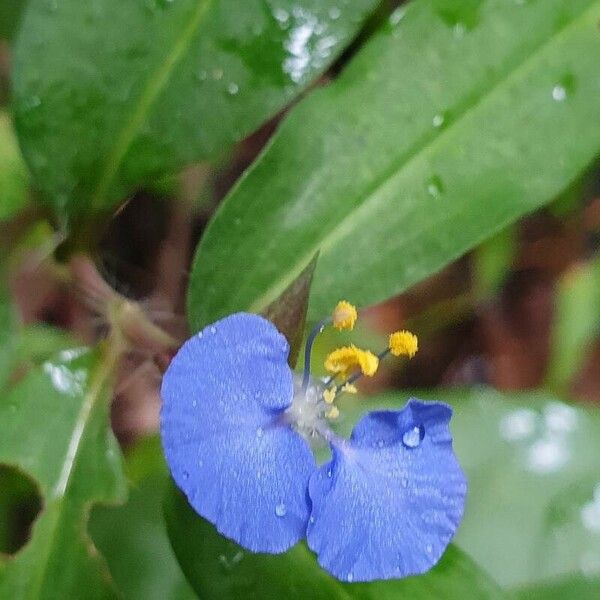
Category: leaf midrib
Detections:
[
  {"x1": 243, "y1": 1, "x2": 598, "y2": 314},
  {"x1": 26, "y1": 353, "x2": 116, "y2": 600},
  {"x1": 89, "y1": 0, "x2": 213, "y2": 211}
]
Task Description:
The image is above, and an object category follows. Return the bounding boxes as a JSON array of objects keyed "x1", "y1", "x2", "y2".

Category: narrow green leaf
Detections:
[
  {"x1": 187, "y1": 0, "x2": 600, "y2": 329},
  {"x1": 0, "y1": 111, "x2": 28, "y2": 221},
  {"x1": 12, "y1": 0, "x2": 378, "y2": 217},
  {"x1": 0, "y1": 347, "x2": 126, "y2": 599},
  {"x1": 261, "y1": 252, "x2": 318, "y2": 368},
  {"x1": 339, "y1": 388, "x2": 600, "y2": 589},
  {"x1": 545, "y1": 255, "x2": 600, "y2": 392},
  {"x1": 472, "y1": 226, "x2": 516, "y2": 301},
  {"x1": 164, "y1": 481, "x2": 505, "y2": 599},
  {"x1": 514, "y1": 575, "x2": 600, "y2": 600}
]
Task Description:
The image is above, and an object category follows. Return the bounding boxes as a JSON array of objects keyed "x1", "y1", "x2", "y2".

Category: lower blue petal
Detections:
[
  {"x1": 160, "y1": 312, "x2": 315, "y2": 553},
  {"x1": 307, "y1": 399, "x2": 466, "y2": 581}
]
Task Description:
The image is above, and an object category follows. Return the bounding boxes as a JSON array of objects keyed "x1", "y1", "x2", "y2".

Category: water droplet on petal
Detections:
[
  {"x1": 275, "y1": 502, "x2": 287, "y2": 517},
  {"x1": 256, "y1": 427, "x2": 264, "y2": 438},
  {"x1": 377, "y1": 439, "x2": 385, "y2": 448},
  {"x1": 426, "y1": 543, "x2": 433, "y2": 554},
  {"x1": 182, "y1": 470, "x2": 190, "y2": 480},
  {"x1": 402, "y1": 425, "x2": 424, "y2": 448},
  {"x1": 327, "y1": 468, "x2": 333, "y2": 478},
  {"x1": 210, "y1": 326, "x2": 217, "y2": 334},
  {"x1": 309, "y1": 516, "x2": 315, "y2": 523},
  {"x1": 347, "y1": 572, "x2": 354, "y2": 582},
  {"x1": 192, "y1": 399, "x2": 197, "y2": 407}
]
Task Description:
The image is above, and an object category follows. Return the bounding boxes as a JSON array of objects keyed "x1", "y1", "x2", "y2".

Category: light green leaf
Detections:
[
  {"x1": 339, "y1": 388, "x2": 600, "y2": 590},
  {"x1": 0, "y1": 111, "x2": 28, "y2": 221},
  {"x1": 12, "y1": 0, "x2": 378, "y2": 218},
  {"x1": 165, "y1": 481, "x2": 505, "y2": 600},
  {"x1": 0, "y1": 347, "x2": 126, "y2": 599},
  {"x1": 187, "y1": 0, "x2": 600, "y2": 329},
  {"x1": 545, "y1": 255, "x2": 600, "y2": 392}
]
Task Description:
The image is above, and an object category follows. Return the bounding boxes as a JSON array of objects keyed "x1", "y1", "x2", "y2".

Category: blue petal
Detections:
[
  {"x1": 160, "y1": 312, "x2": 315, "y2": 553},
  {"x1": 307, "y1": 399, "x2": 466, "y2": 581}
]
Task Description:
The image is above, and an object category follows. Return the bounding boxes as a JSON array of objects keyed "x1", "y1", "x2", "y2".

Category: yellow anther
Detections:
[
  {"x1": 326, "y1": 406, "x2": 340, "y2": 419},
  {"x1": 388, "y1": 330, "x2": 419, "y2": 358},
  {"x1": 323, "y1": 388, "x2": 336, "y2": 404},
  {"x1": 324, "y1": 345, "x2": 379, "y2": 378},
  {"x1": 332, "y1": 300, "x2": 358, "y2": 331},
  {"x1": 341, "y1": 383, "x2": 358, "y2": 394}
]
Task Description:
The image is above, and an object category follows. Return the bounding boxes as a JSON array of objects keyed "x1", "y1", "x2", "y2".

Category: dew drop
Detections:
[
  {"x1": 432, "y1": 112, "x2": 445, "y2": 128},
  {"x1": 256, "y1": 427, "x2": 264, "y2": 438},
  {"x1": 327, "y1": 468, "x2": 333, "y2": 478},
  {"x1": 329, "y1": 7, "x2": 340, "y2": 20},
  {"x1": 212, "y1": 68, "x2": 223, "y2": 81},
  {"x1": 552, "y1": 84, "x2": 567, "y2": 102},
  {"x1": 377, "y1": 439, "x2": 385, "y2": 448},
  {"x1": 210, "y1": 326, "x2": 217, "y2": 334},
  {"x1": 182, "y1": 470, "x2": 190, "y2": 480},
  {"x1": 227, "y1": 82, "x2": 239, "y2": 95},
  {"x1": 389, "y1": 7, "x2": 406, "y2": 26},
  {"x1": 275, "y1": 502, "x2": 287, "y2": 517},
  {"x1": 273, "y1": 7, "x2": 289, "y2": 23},
  {"x1": 192, "y1": 399, "x2": 197, "y2": 407},
  {"x1": 426, "y1": 543, "x2": 433, "y2": 554},
  {"x1": 309, "y1": 516, "x2": 315, "y2": 523},
  {"x1": 347, "y1": 572, "x2": 354, "y2": 582},
  {"x1": 426, "y1": 175, "x2": 444, "y2": 198},
  {"x1": 402, "y1": 425, "x2": 424, "y2": 448}
]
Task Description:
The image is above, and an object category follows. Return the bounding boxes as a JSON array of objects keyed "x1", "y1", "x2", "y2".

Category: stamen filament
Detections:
[{"x1": 301, "y1": 317, "x2": 331, "y2": 392}]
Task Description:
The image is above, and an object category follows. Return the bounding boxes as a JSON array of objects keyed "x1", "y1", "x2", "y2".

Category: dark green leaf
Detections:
[
  {"x1": 339, "y1": 388, "x2": 600, "y2": 590},
  {"x1": 165, "y1": 481, "x2": 505, "y2": 599},
  {"x1": 261, "y1": 252, "x2": 318, "y2": 368},
  {"x1": 0, "y1": 347, "x2": 126, "y2": 599},
  {"x1": 90, "y1": 438, "x2": 195, "y2": 600},
  {"x1": 0, "y1": 111, "x2": 28, "y2": 221},
  {"x1": 187, "y1": 0, "x2": 600, "y2": 329},
  {"x1": 12, "y1": 0, "x2": 378, "y2": 217},
  {"x1": 0, "y1": 0, "x2": 26, "y2": 41}
]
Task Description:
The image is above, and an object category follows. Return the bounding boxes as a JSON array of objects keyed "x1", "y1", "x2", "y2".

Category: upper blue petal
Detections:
[
  {"x1": 160, "y1": 312, "x2": 315, "y2": 553},
  {"x1": 307, "y1": 398, "x2": 466, "y2": 582}
]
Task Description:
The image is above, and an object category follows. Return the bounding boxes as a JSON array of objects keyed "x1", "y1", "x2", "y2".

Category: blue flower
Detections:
[{"x1": 160, "y1": 310, "x2": 466, "y2": 582}]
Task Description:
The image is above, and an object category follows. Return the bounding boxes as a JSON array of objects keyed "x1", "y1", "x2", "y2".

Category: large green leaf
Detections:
[
  {"x1": 0, "y1": 111, "x2": 28, "y2": 220},
  {"x1": 90, "y1": 438, "x2": 195, "y2": 600},
  {"x1": 0, "y1": 346, "x2": 127, "y2": 599},
  {"x1": 12, "y1": 0, "x2": 378, "y2": 217},
  {"x1": 165, "y1": 481, "x2": 505, "y2": 600},
  {"x1": 339, "y1": 388, "x2": 600, "y2": 591},
  {"x1": 187, "y1": 0, "x2": 600, "y2": 329}
]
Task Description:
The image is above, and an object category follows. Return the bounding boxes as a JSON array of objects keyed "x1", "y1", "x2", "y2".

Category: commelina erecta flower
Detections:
[{"x1": 160, "y1": 301, "x2": 466, "y2": 582}]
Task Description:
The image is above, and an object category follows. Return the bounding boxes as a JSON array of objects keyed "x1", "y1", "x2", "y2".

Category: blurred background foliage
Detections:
[{"x1": 0, "y1": 0, "x2": 599, "y2": 598}]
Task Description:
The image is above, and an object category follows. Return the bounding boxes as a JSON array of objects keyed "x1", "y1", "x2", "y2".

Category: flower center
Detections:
[{"x1": 285, "y1": 374, "x2": 330, "y2": 442}]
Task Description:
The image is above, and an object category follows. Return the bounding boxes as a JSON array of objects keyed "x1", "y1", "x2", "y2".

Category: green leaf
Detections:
[
  {"x1": 545, "y1": 255, "x2": 600, "y2": 392},
  {"x1": 261, "y1": 252, "x2": 318, "y2": 368},
  {"x1": 0, "y1": 347, "x2": 127, "y2": 599},
  {"x1": 187, "y1": 0, "x2": 600, "y2": 329},
  {"x1": 0, "y1": 0, "x2": 26, "y2": 41},
  {"x1": 90, "y1": 439, "x2": 195, "y2": 600},
  {"x1": 12, "y1": 0, "x2": 378, "y2": 217},
  {"x1": 338, "y1": 388, "x2": 600, "y2": 590},
  {"x1": 0, "y1": 111, "x2": 29, "y2": 221},
  {"x1": 164, "y1": 481, "x2": 505, "y2": 600},
  {"x1": 514, "y1": 574, "x2": 600, "y2": 600}
]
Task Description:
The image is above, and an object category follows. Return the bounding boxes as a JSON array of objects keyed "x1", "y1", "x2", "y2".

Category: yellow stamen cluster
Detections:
[
  {"x1": 323, "y1": 388, "x2": 337, "y2": 404},
  {"x1": 332, "y1": 300, "x2": 358, "y2": 331},
  {"x1": 325, "y1": 406, "x2": 340, "y2": 419},
  {"x1": 388, "y1": 330, "x2": 419, "y2": 358},
  {"x1": 324, "y1": 345, "x2": 379, "y2": 379}
]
